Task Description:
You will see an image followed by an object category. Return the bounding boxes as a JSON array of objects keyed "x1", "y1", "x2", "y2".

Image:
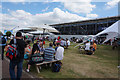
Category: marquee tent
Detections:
[
  {"x1": 13, "y1": 27, "x2": 36, "y2": 33},
  {"x1": 29, "y1": 30, "x2": 50, "y2": 35},
  {"x1": 29, "y1": 30, "x2": 43, "y2": 35},
  {"x1": 29, "y1": 25, "x2": 59, "y2": 33},
  {"x1": 95, "y1": 20, "x2": 120, "y2": 43},
  {"x1": 22, "y1": 33, "x2": 33, "y2": 36}
]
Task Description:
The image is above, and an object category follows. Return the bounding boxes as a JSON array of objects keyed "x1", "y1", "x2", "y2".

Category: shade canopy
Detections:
[
  {"x1": 29, "y1": 30, "x2": 43, "y2": 34},
  {"x1": 95, "y1": 20, "x2": 120, "y2": 36},
  {"x1": 29, "y1": 25, "x2": 59, "y2": 33},
  {"x1": 95, "y1": 20, "x2": 120, "y2": 43},
  {"x1": 22, "y1": 33, "x2": 33, "y2": 36},
  {"x1": 13, "y1": 27, "x2": 36, "y2": 33},
  {"x1": 29, "y1": 30, "x2": 50, "y2": 35}
]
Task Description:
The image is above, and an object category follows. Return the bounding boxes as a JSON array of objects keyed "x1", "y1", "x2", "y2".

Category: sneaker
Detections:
[
  {"x1": 117, "y1": 66, "x2": 120, "y2": 68},
  {"x1": 26, "y1": 69, "x2": 29, "y2": 73}
]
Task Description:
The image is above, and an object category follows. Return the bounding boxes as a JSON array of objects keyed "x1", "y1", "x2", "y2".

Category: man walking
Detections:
[{"x1": 7, "y1": 32, "x2": 26, "y2": 80}]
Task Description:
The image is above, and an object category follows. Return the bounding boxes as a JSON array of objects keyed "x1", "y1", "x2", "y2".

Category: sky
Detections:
[{"x1": 0, "y1": 0, "x2": 119, "y2": 31}]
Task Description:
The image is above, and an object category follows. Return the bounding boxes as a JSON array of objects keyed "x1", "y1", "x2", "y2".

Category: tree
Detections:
[
  {"x1": 6, "y1": 31, "x2": 11, "y2": 38},
  {"x1": 0, "y1": 31, "x2": 2, "y2": 36}
]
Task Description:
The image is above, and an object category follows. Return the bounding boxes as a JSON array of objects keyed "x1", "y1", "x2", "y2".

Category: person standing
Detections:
[
  {"x1": 60, "y1": 38, "x2": 65, "y2": 47},
  {"x1": 32, "y1": 35, "x2": 35, "y2": 43},
  {"x1": 6, "y1": 32, "x2": 26, "y2": 80},
  {"x1": 66, "y1": 38, "x2": 70, "y2": 48},
  {"x1": 0, "y1": 34, "x2": 7, "y2": 60}
]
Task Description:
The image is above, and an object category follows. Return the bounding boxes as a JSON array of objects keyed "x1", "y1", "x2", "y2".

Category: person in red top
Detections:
[
  {"x1": 43, "y1": 40, "x2": 45, "y2": 45},
  {"x1": 58, "y1": 36, "x2": 60, "y2": 40},
  {"x1": 56, "y1": 39, "x2": 61, "y2": 44}
]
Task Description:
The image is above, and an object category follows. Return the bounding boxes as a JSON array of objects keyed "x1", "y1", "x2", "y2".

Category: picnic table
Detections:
[{"x1": 36, "y1": 60, "x2": 59, "y2": 73}]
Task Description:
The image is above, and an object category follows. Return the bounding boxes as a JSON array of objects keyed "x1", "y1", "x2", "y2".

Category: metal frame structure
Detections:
[{"x1": 50, "y1": 16, "x2": 120, "y2": 35}]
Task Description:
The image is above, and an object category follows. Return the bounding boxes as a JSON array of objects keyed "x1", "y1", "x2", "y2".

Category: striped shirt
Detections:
[{"x1": 44, "y1": 47, "x2": 55, "y2": 61}]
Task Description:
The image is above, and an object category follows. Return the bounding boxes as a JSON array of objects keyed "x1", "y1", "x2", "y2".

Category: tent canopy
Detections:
[
  {"x1": 95, "y1": 20, "x2": 120, "y2": 37},
  {"x1": 95, "y1": 20, "x2": 120, "y2": 43},
  {"x1": 22, "y1": 33, "x2": 33, "y2": 36},
  {"x1": 29, "y1": 30, "x2": 50, "y2": 35},
  {"x1": 29, "y1": 30, "x2": 43, "y2": 34},
  {"x1": 29, "y1": 25, "x2": 59, "y2": 33},
  {"x1": 13, "y1": 27, "x2": 36, "y2": 33}
]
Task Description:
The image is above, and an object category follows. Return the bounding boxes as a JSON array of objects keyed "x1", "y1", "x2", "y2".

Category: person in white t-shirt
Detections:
[
  {"x1": 65, "y1": 38, "x2": 70, "y2": 48},
  {"x1": 67, "y1": 39, "x2": 70, "y2": 46},
  {"x1": 55, "y1": 43, "x2": 64, "y2": 60},
  {"x1": 85, "y1": 40, "x2": 90, "y2": 51}
]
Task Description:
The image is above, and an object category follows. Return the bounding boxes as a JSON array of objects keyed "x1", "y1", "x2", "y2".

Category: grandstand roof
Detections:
[{"x1": 50, "y1": 16, "x2": 120, "y2": 26}]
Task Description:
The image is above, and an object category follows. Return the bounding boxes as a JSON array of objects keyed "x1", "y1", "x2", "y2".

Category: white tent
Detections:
[
  {"x1": 29, "y1": 25, "x2": 59, "y2": 33},
  {"x1": 13, "y1": 27, "x2": 36, "y2": 33},
  {"x1": 22, "y1": 33, "x2": 33, "y2": 36},
  {"x1": 29, "y1": 30, "x2": 43, "y2": 34},
  {"x1": 95, "y1": 20, "x2": 120, "y2": 43}
]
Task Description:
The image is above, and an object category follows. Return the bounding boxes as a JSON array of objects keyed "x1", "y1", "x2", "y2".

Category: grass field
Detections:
[{"x1": 23, "y1": 41, "x2": 118, "y2": 78}]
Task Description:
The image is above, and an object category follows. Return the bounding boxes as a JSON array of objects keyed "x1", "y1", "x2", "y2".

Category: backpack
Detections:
[
  {"x1": 52, "y1": 62, "x2": 62, "y2": 72},
  {"x1": 86, "y1": 51, "x2": 93, "y2": 55},
  {"x1": 6, "y1": 39, "x2": 20, "y2": 60}
]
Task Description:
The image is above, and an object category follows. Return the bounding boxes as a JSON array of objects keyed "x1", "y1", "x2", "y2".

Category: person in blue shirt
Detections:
[{"x1": 44, "y1": 43, "x2": 55, "y2": 61}]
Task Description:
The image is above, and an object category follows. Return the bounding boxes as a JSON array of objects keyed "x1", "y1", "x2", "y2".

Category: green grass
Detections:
[{"x1": 23, "y1": 41, "x2": 119, "y2": 78}]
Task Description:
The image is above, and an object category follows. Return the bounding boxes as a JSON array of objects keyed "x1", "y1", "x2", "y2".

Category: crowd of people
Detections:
[
  {"x1": 53, "y1": 37, "x2": 70, "y2": 49},
  {"x1": 24, "y1": 36, "x2": 65, "y2": 73},
  {"x1": 0, "y1": 32, "x2": 66, "y2": 80},
  {"x1": 0, "y1": 31, "x2": 120, "y2": 80},
  {"x1": 84, "y1": 40, "x2": 97, "y2": 55}
]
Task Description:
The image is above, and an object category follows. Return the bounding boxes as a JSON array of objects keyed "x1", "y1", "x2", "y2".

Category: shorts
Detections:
[{"x1": 93, "y1": 48, "x2": 95, "y2": 52}]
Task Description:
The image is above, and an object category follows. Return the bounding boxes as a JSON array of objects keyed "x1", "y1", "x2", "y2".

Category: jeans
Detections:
[
  {"x1": 2, "y1": 46, "x2": 5, "y2": 60},
  {"x1": 9, "y1": 59, "x2": 23, "y2": 80},
  {"x1": 0, "y1": 46, "x2": 5, "y2": 60}
]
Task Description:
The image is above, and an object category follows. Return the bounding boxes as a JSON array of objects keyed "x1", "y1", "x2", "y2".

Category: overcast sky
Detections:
[{"x1": 0, "y1": 0, "x2": 119, "y2": 31}]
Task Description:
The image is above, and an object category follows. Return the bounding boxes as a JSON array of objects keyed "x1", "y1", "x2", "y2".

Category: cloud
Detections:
[
  {"x1": 3, "y1": 0, "x2": 26, "y2": 2},
  {"x1": 42, "y1": 6, "x2": 49, "y2": 12},
  {"x1": 2, "y1": 0, "x2": 96, "y2": 14},
  {"x1": 1, "y1": 8, "x2": 89, "y2": 30},
  {"x1": 0, "y1": 5, "x2": 2, "y2": 8},
  {"x1": 106, "y1": 0, "x2": 120, "y2": 9},
  {"x1": 7, "y1": 9, "x2": 10, "y2": 12},
  {"x1": 2, "y1": 0, "x2": 46, "y2": 2},
  {"x1": 64, "y1": 2, "x2": 96, "y2": 14},
  {"x1": 51, "y1": 0, "x2": 96, "y2": 14},
  {"x1": 86, "y1": 14, "x2": 98, "y2": 18}
]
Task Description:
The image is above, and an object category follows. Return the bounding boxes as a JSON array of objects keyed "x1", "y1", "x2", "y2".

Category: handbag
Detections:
[{"x1": 32, "y1": 53, "x2": 43, "y2": 63}]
